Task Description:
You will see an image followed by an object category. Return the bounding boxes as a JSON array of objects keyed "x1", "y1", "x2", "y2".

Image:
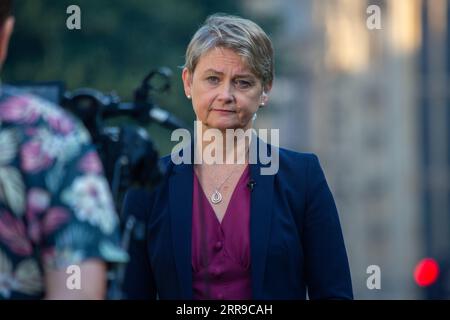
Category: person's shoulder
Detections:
[
  {"x1": 0, "y1": 85, "x2": 88, "y2": 137},
  {"x1": 1, "y1": 85, "x2": 62, "y2": 114},
  {"x1": 275, "y1": 147, "x2": 328, "y2": 192},
  {"x1": 277, "y1": 146, "x2": 320, "y2": 170},
  {"x1": 158, "y1": 154, "x2": 173, "y2": 172},
  {"x1": 159, "y1": 154, "x2": 172, "y2": 164},
  {"x1": 278, "y1": 146, "x2": 316, "y2": 159}
]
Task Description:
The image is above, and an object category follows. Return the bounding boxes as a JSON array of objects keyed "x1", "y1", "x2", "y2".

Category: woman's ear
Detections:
[
  {"x1": 182, "y1": 68, "x2": 192, "y2": 99},
  {"x1": 260, "y1": 83, "x2": 272, "y2": 106},
  {"x1": 263, "y1": 82, "x2": 272, "y2": 103},
  {"x1": 263, "y1": 82, "x2": 273, "y2": 95}
]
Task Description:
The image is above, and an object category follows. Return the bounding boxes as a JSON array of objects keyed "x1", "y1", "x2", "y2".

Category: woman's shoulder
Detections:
[
  {"x1": 277, "y1": 146, "x2": 321, "y2": 171},
  {"x1": 159, "y1": 154, "x2": 173, "y2": 169},
  {"x1": 276, "y1": 147, "x2": 329, "y2": 192},
  {"x1": 278, "y1": 146, "x2": 316, "y2": 159}
]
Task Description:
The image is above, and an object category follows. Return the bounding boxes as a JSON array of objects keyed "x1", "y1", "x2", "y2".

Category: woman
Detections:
[{"x1": 122, "y1": 13, "x2": 353, "y2": 300}]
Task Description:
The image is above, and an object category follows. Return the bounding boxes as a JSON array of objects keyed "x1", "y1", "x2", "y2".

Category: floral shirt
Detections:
[{"x1": 0, "y1": 85, "x2": 127, "y2": 299}]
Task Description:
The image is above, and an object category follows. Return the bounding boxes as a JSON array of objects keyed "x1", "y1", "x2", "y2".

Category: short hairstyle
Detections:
[
  {"x1": 184, "y1": 13, "x2": 274, "y2": 89},
  {"x1": 0, "y1": 0, "x2": 13, "y2": 26}
]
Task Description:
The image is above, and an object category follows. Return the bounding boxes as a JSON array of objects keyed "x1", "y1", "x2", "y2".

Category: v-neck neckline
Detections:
[{"x1": 194, "y1": 165, "x2": 249, "y2": 226}]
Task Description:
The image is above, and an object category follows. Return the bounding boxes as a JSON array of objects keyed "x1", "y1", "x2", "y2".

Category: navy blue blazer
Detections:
[{"x1": 121, "y1": 141, "x2": 353, "y2": 300}]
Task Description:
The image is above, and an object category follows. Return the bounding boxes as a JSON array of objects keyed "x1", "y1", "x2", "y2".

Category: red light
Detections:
[{"x1": 414, "y1": 258, "x2": 439, "y2": 287}]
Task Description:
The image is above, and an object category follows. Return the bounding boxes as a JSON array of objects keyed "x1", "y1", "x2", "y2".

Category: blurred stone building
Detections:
[{"x1": 244, "y1": 0, "x2": 449, "y2": 299}]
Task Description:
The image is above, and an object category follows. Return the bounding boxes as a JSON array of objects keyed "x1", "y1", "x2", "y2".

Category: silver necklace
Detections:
[{"x1": 206, "y1": 166, "x2": 242, "y2": 205}]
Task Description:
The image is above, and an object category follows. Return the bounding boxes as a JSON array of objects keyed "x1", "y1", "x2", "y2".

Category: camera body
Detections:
[{"x1": 61, "y1": 86, "x2": 163, "y2": 212}]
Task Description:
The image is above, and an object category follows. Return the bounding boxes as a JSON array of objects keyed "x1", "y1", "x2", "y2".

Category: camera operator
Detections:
[{"x1": 0, "y1": 0, "x2": 127, "y2": 300}]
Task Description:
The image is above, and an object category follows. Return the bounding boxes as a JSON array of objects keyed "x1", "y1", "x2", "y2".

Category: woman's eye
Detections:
[
  {"x1": 235, "y1": 80, "x2": 252, "y2": 89},
  {"x1": 206, "y1": 76, "x2": 220, "y2": 84}
]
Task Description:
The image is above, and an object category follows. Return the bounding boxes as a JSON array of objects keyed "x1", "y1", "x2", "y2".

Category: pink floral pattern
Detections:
[
  {"x1": 47, "y1": 114, "x2": 75, "y2": 135},
  {"x1": 26, "y1": 188, "x2": 50, "y2": 244},
  {"x1": 0, "y1": 95, "x2": 40, "y2": 124},
  {"x1": 78, "y1": 151, "x2": 103, "y2": 174},
  {"x1": 20, "y1": 140, "x2": 54, "y2": 173},
  {"x1": 41, "y1": 207, "x2": 70, "y2": 235},
  {"x1": 0, "y1": 211, "x2": 33, "y2": 256},
  {"x1": 0, "y1": 86, "x2": 127, "y2": 299}
]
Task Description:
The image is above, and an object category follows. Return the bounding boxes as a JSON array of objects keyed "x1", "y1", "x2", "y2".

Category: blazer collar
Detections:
[{"x1": 168, "y1": 137, "x2": 275, "y2": 299}]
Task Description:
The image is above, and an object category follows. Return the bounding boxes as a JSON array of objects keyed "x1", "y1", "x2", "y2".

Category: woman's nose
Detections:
[{"x1": 217, "y1": 82, "x2": 235, "y2": 104}]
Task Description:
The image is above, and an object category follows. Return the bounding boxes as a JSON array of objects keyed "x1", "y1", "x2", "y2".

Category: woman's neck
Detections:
[{"x1": 194, "y1": 122, "x2": 253, "y2": 165}]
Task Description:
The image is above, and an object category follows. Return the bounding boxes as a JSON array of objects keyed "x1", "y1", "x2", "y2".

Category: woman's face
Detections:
[{"x1": 182, "y1": 47, "x2": 270, "y2": 131}]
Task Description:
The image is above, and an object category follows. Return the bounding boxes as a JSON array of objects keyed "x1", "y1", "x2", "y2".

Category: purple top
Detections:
[{"x1": 191, "y1": 165, "x2": 252, "y2": 300}]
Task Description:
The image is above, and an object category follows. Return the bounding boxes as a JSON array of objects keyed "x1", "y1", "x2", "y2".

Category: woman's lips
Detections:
[{"x1": 213, "y1": 109, "x2": 236, "y2": 113}]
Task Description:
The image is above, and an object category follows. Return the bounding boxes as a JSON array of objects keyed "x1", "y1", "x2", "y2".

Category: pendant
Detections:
[{"x1": 211, "y1": 190, "x2": 223, "y2": 204}]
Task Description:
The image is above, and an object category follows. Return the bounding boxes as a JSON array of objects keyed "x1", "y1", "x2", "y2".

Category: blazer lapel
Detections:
[
  {"x1": 169, "y1": 161, "x2": 194, "y2": 299},
  {"x1": 250, "y1": 138, "x2": 275, "y2": 299}
]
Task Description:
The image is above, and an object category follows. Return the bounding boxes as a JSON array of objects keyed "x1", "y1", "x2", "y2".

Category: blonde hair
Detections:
[{"x1": 184, "y1": 13, "x2": 274, "y2": 89}]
